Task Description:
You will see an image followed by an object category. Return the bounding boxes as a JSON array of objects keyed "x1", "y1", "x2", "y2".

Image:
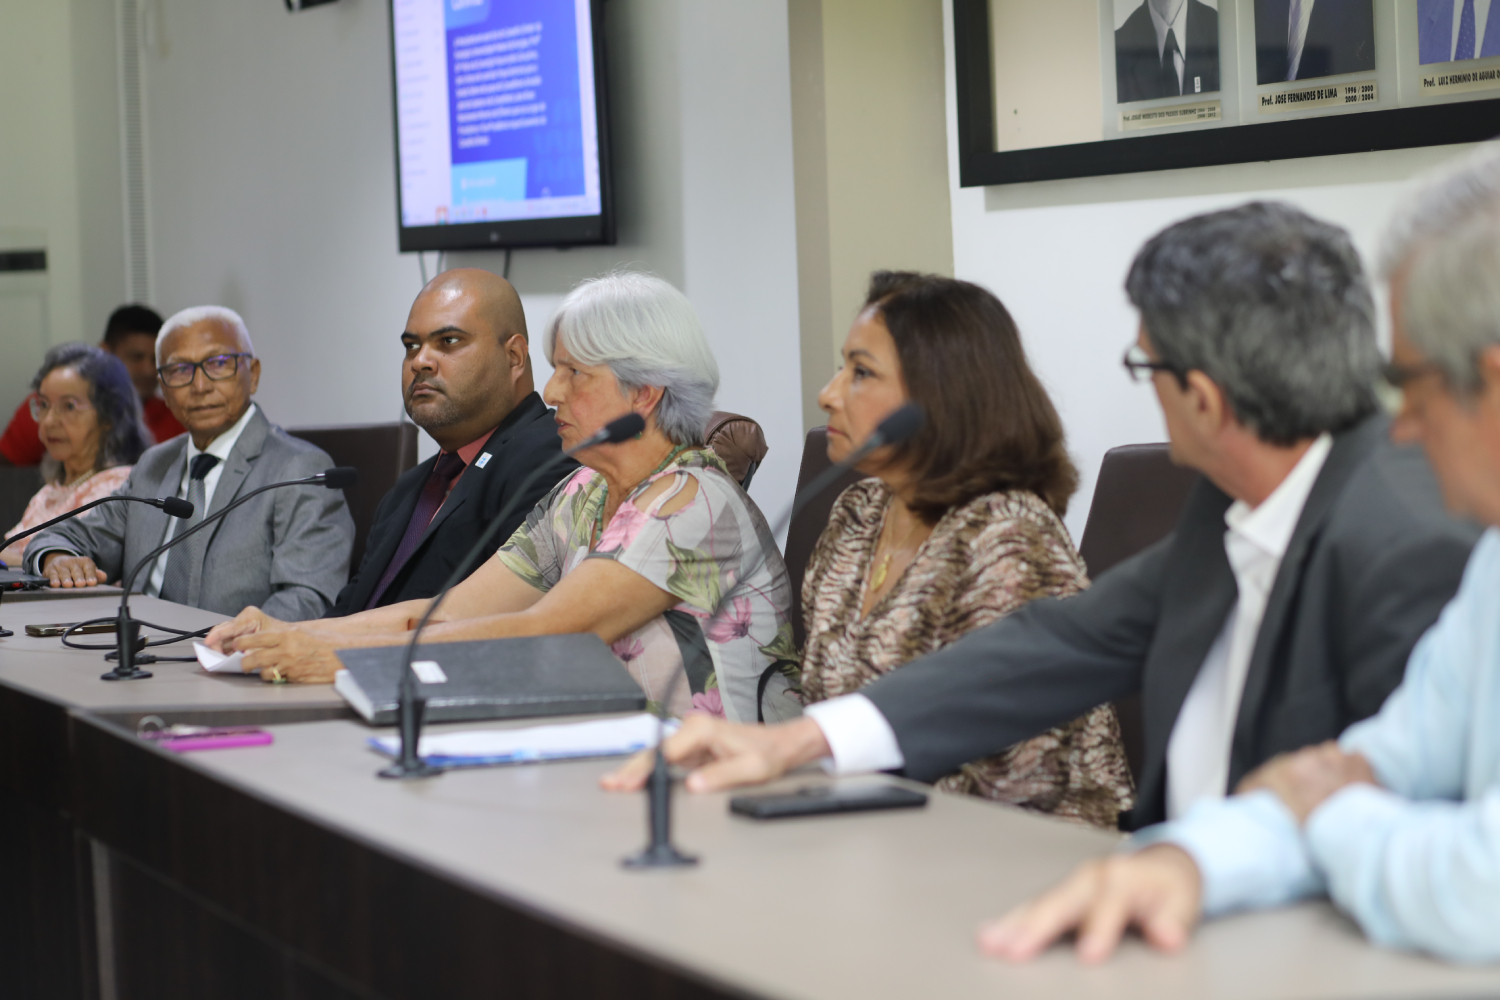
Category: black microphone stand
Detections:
[
  {"x1": 378, "y1": 414, "x2": 644, "y2": 779},
  {"x1": 0, "y1": 494, "x2": 194, "y2": 639},
  {"x1": 102, "y1": 468, "x2": 358, "y2": 681},
  {"x1": 619, "y1": 403, "x2": 925, "y2": 870}
]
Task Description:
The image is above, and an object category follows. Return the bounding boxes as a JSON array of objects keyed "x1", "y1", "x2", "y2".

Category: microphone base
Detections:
[
  {"x1": 377, "y1": 758, "x2": 442, "y2": 780},
  {"x1": 100, "y1": 667, "x2": 153, "y2": 681},
  {"x1": 621, "y1": 844, "x2": 699, "y2": 869},
  {"x1": 0, "y1": 627, "x2": 12, "y2": 638}
]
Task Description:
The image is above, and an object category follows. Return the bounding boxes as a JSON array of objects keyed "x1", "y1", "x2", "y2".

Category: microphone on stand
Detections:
[
  {"x1": 378, "y1": 412, "x2": 646, "y2": 779},
  {"x1": 0, "y1": 494, "x2": 196, "y2": 639},
  {"x1": 621, "y1": 402, "x2": 926, "y2": 869},
  {"x1": 101, "y1": 467, "x2": 359, "y2": 681}
]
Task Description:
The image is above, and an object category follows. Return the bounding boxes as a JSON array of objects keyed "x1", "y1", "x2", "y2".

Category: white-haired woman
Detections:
[{"x1": 207, "y1": 273, "x2": 801, "y2": 723}]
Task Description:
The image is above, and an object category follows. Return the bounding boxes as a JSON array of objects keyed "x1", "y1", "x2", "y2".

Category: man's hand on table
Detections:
[
  {"x1": 1235, "y1": 740, "x2": 1377, "y2": 823},
  {"x1": 600, "y1": 715, "x2": 833, "y2": 793},
  {"x1": 978, "y1": 844, "x2": 1204, "y2": 964},
  {"x1": 42, "y1": 553, "x2": 106, "y2": 588}
]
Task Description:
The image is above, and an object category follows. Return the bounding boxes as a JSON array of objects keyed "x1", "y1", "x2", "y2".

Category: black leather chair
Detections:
[
  {"x1": 783, "y1": 427, "x2": 864, "y2": 650},
  {"x1": 1077, "y1": 442, "x2": 1201, "y2": 786},
  {"x1": 286, "y1": 422, "x2": 419, "y2": 574}
]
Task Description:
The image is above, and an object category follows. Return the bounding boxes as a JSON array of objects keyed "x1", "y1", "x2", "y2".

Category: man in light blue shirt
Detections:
[{"x1": 981, "y1": 143, "x2": 1500, "y2": 965}]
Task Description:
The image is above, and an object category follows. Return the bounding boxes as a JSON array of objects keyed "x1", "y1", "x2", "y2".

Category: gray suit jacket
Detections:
[
  {"x1": 861, "y1": 415, "x2": 1479, "y2": 829},
  {"x1": 24, "y1": 406, "x2": 353, "y2": 621}
]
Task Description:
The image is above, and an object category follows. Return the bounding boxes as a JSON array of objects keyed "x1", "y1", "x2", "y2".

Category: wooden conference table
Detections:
[{"x1": 6, "y1": 591, "x2": 1500, "y2": 1000}]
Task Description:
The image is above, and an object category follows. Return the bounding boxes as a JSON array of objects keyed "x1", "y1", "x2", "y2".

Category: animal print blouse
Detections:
[{"x1": 800, "y1": 479, "x2": 1134, "y2": 829}]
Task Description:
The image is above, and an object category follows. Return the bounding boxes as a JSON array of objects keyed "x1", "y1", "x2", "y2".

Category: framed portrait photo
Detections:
[{"x1": 956, "y1": 0, "x2": 1500, "y2": 186}]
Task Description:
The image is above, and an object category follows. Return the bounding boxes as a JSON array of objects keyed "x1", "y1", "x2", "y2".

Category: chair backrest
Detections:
[
  {"x1": 1076, "y1": 442, "x2": 1201, "y2": 790},
  {"x1": 704, "y1": 411, "x2": 768, "y2": 490},
  {"x1": 286, "y1": 422, "x2": 420, "y2": 573},
  {"x1": 784, "y1": 426, "x2": 864, "y2": 650},
  {"x1": 0, "y1": 465, "x2": 41, "y2": 545}
]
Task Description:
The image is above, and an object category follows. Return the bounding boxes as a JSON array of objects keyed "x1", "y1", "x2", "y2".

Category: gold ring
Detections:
[{"x1": 267, "y1": 668, "x2": 285, "y2": 684}]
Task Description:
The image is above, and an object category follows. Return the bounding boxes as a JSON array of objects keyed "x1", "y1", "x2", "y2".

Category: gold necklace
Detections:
[{"x1": 870, "y1": 504, "x2": 921, "y2": 592}]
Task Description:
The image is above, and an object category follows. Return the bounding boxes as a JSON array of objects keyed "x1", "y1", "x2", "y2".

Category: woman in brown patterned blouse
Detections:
[{"x1": 799, "y1": 271, "x2": 1133, "y2": 829}]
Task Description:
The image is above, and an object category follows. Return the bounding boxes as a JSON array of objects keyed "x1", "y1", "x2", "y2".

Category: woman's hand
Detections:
[
  {"x1": 205, "y1": 606, "x2": 286, "y2": 653},
  {"x1": 235, "y1": 628, "x2": 344, "y2": 684}
]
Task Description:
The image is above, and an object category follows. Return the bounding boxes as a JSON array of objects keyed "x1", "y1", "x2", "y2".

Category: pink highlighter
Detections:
[{"x1": 139, "y1": 723, "x2": 274, "y2": 752}]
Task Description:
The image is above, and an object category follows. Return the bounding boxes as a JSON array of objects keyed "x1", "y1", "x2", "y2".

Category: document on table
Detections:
[
  {"x1": 368, "y1": 713, "x2": 678, "y2": 768},
  {"x1": 194, "y1": 641, "x2": 245, "y2": 674}
]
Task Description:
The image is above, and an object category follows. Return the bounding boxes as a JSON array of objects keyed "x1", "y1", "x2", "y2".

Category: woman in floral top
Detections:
[
  {"x1": 608, "y1": 271, "x2": 1132, "y2": 829},
  {"x1": 2, "y1": 344, "x2": 150, "y2": 566},
  {"x1": 208, "y1": 272, "x2": 800, "y2": 722}
]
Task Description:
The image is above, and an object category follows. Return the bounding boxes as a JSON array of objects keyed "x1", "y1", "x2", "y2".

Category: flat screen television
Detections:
[{"x1": 388, "y1": 0, "x2": 613, "y2": 252}]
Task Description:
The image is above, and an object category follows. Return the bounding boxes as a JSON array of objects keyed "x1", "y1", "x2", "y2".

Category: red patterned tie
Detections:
[{"x1": 365, "y1": 451, "x2": 466, "y2": 609}]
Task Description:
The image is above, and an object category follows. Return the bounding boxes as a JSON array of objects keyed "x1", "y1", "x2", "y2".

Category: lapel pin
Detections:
[{"x1": 475, "y1": 452, "x2": 492, "y2": 469}]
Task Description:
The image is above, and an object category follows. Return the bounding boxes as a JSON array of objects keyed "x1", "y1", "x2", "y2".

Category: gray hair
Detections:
[
  {"x1": 156, "y1": 305, "x2": 255, "y2": 365},
  {"x1": 1380, "y1": 142, "x2": 1500, "y2": 398},
  {"x1": 544, "y1": 272, "x2": 720, "y2": 446},
  {"x1": 31, "y1": 343, "x2": 152, "y2": 485},
  {"x1": 1126, "y1": 201, "x2": 1380, "y2": 446}
]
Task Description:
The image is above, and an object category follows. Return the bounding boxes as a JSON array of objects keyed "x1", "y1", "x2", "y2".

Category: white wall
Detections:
[
  {"x1": 942, "y1": 1, "x2": 1478, "y2": 542},
  {"x1": 136, "y1": 0, "x2": 802, "y2": 524}
]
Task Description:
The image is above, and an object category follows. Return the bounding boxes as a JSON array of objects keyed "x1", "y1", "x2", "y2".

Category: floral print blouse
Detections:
[
  {"x1": 801, "y1": 479, "x2": 1134, "y2": 829},
  {"x1": 497, "y1": 447, "x2": 801, "y2": 723}
]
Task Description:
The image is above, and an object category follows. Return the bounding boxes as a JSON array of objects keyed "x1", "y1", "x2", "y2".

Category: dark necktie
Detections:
[
  {"x1": 1162, "y1": 28, "x2": 1182, "y2": 97},
  {"x1": 365, "y1": 451, "x2": 466, "y2": 609},
  {"x1": 159, "y1": 453, "x2": 221, "y2": 605}
]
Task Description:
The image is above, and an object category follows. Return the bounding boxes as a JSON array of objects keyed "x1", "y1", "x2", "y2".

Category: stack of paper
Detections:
[{"x1": 367, "y1": 713, "x2": 677, "y2": 768}]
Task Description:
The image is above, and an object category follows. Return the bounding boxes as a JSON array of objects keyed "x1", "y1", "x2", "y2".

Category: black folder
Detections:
[{"x1": 333, "y1": 633, "x2": 645, "y2": 726}]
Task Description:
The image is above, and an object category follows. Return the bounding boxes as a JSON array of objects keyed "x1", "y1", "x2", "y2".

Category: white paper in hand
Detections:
[{"x1": 194, "y1": 641, "x2": 246, "y2": 674}]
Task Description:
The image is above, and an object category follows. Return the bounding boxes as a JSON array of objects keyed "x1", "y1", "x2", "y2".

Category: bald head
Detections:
[
  {"x1": 414, "y1": 268, "x2": 528, "y2": 346},
  {"x1": 401, "y1": 267, "x2": 535, "y2": 451}
]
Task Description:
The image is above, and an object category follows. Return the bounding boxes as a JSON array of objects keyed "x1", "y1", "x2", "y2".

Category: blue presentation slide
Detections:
[{"x1": 446, "y1": 0, "x2": 584, "y2": 205}]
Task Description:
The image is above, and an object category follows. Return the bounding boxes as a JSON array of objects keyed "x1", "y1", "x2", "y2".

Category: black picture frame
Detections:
[
  {"x1": 953, "y1": 0, "x2": 1500, "y2": 188},
  {"x1": 387, "y1": 0, "x2": 616, "y2": 252}
]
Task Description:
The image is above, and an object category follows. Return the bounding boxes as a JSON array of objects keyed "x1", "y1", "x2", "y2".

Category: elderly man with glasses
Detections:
[
  {"x1": 607, "y1": 202, "x2": 1478, "y2": 850},
  {"x1": 24, "y1": 306, "x2": 353, "y2": 620}
]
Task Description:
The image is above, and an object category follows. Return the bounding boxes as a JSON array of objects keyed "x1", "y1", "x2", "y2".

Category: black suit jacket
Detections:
[
  {"x1": 1116, "y1": 1, "x2": 1220, "y2": 104},
  {"x1": 327, "y1": 392, "x2": 576, "y2": 616},
  {"x1": 862, "y1": 416, "x2": 1479, "y2": 830},
  {"x1": 1256, "y1": 0, "x2": 1376, "y2": 84}
]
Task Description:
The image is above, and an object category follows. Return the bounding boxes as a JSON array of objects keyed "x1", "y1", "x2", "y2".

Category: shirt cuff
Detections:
[
  {"x1": 1134, "y1": 790, "x2": 1323, "y2": 916},
  {"x1": 804, "y1": 693, "x2": 905, "y2": 775}
]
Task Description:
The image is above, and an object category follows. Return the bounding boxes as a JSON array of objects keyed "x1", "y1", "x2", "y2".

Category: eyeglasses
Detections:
[
  {"x1": 157, "y1": 353, "x2": 253, "y2": 388},
  {"x1": 1121, "y1": 345, "x2": 1184, "y2": 383},
  {"x1": 29, "y1": 395, "x2": 94, "y2": 422}
]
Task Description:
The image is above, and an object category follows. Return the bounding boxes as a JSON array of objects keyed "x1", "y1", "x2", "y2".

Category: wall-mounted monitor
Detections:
[{"x1": 388, "y1": 0, "x2": 614, "y2": 251}]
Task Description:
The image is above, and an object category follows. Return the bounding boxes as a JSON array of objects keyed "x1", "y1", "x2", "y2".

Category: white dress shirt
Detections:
[
  {"x1": 1165, "y1": 433, "x2": 1331, "y2": 818},
  {"x1": 145, "y1": 403, "x2": 258, "y2": 596},
  {"x1": 1146, "y1": 0, "x2": 1190, "y2": 95},
  {"x1": 806, "y1": 434, "x2": 1334, "y2": 801}
]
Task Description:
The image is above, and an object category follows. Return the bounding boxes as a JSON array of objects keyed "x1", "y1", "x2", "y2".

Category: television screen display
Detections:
[{"x1": 389, "y1": 0, "x2": 612, "y2": 251}]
